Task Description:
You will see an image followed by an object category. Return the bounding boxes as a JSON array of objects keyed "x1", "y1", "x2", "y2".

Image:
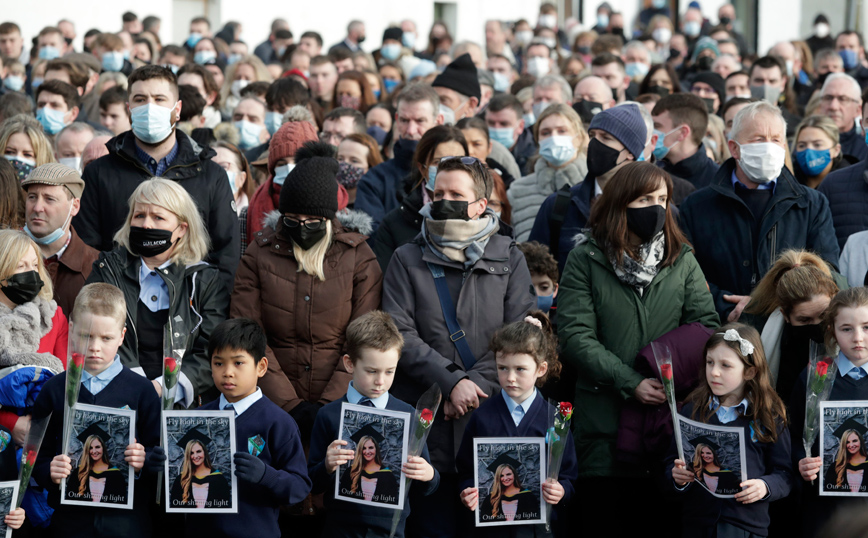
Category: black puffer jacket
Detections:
[
  {"x1": 87, "y1": 247, "x2": 230, "y2": 405},
  {"x1": 74, "y1": 130, "x2": 240, "y2": 291}
]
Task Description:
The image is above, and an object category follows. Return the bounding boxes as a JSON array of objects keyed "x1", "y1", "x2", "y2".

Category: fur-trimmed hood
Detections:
[
  {"x1": 0, "y1": 298, "x2": 64, "y2": 372},
  {"x1": 262, "y1": 208, "x2": 374, "y2": 237}
]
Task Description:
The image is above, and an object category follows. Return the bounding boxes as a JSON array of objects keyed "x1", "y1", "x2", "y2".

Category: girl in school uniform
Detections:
[
  {"x1": 456, "y1": 312, "x2": 578, "y2": 537},
  {"x1": 668, "y1": 323, "x2": 792, "y2": 538}
]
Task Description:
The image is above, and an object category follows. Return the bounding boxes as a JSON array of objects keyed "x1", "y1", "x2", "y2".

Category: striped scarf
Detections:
[{"x1": 420, "y1": 204, "x2": 500, "y2": 268}]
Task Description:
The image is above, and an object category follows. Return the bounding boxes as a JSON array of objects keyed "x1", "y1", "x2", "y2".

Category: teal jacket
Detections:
[{"x1": 557, "y1": 237, "x2": 719, "y2": 478}]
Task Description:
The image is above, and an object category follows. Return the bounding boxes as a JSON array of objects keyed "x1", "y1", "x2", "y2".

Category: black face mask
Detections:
[
  {"x1": 720, "y1": 16, "x2": 732, "y2": 25},
  {"x1": 784, "y1": 322, "x2": 826, "y2": 345},
  {"x1": 626, "y1": 205, "x2": 666, "y2": 243},
  {"x1": 816, "y1": 72, "x2": 830, "y2": 88},
  {"x1": 572, "y1": 100, "x2": 603, "y2": 126},
  {"x1": 2, "y1": 270, "x2": 44, "y2": 306},
  {"x1": 610, "y1": 27, "x2": 623, "y2": 35},
  {"x1": 357, "y1": 35, "x2": 366, "y2": 44},
  {"x1": 577, "y1": 45, "x2": 591, "y2": 55},
  {"x1": 128, "y1": 226, "x2": 176, "y2": 257},
  {"x1": 696, "y1": 56, "x2": 714, "y2": 71},
  {"x1": 701, "y1": 97, "x2": 716, "y2": 113},
  {"x1": 648, "y1": 85, "x2": 671, "y2": 98},
  {"x1": 586, "y1": 138, "x2": 625, "y2": 179},
  {"x1": 64, "y1": 37, "x2": 73, "y2": 46},
  {"x1": 285, "y1": 225, "x2": 328, "y2": 251},
  {"x1": 430, "y1": 200, "x2": 471, "y2": 221}
]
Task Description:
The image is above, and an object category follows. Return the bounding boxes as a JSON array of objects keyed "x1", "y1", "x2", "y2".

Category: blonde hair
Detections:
[
  {"x1": 77, "y1": 434, "x2": 111, "y2": 495},
  {"x1": 114, "y1": 178, "x2": 210, "y2": 265},
  {"x1": 0, "y1": 229, "x2": 53, "y2": 301},
  {"x1": 825, "y1": 287, "x2": 868, "y2": 352},
  {"x1": 692, "y1": 443, "x2": 721, "y2": 479},
  {"x1": 348, "y1": 435, "x2": 381, "y2": 493},
  {"x1": 220, "y1": 55, "x2": 272, "y2": 107},
  {"x1": 489, "y1": 463, "x2": 522, "y2": 517},
  {"x1": 747, "y1": 250, "x2": 838, "y2": 317},
  {"x1": 291, "y1": 220, "x2": 333, "y2": 281},
  {"x1": 533, "y1": 103, "x2": 588, "y2": 154},
  {"x1": 179, "y1": 440, "x2": 213, "y2": 503},
  {"x1": 95, "y1": 71, "x2": 128, "y2": 95},
  {"x1": 793, "y1": 115, "x2": 841, "y2": 154},
  {"x1": 71, "y1": 283, "x2": 126, "y2": 330},
  {"x1": 834, "y1": 429, "x2": 868, "y2": 486},
  {"x1": 0, "y1": 114, "x2": 57, "y2": 166}
]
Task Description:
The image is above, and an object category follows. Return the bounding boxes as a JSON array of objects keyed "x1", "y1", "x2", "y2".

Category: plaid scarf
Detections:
[{"x1": 420, "y1": 204, "x2": 500, "y2": 268}]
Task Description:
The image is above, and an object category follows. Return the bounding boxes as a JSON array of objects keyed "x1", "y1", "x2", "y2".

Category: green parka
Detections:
[{"x1": 558, "y1": 237, "x2": 719, "y2": 478}]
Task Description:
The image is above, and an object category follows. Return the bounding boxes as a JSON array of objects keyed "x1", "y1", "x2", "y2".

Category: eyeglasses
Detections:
[
  {"x1": 439, "y1": 155, "x2": 488, "y2": 173},
  {"x1": 319, "y1": 131, "x2": 344, "y2": 145},
  {"x1": 820, "y1": 94, "x2": 860, "y2": 106},
  {"x1": 282, "y1": 216, "x2": 327, "y2": 231}
]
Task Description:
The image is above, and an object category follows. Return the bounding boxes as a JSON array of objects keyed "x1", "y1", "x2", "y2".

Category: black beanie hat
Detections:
[
  {"x1": 432, "y1": 53, "x2": 481, "y2": 101},
  {"x1": 383, "y1": 27, "x2": 403, "y2": 42},
  {"x1": 692, "y1": 71, "x2": 726, "y2": 105},
  {"x1": 279, "y1": 141, "x2": 339, "y2": 219}
]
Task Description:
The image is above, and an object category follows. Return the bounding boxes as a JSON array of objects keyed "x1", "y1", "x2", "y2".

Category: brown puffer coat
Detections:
[{"x1": 230, "y1": 210, "x2": 383, "y2": 412}]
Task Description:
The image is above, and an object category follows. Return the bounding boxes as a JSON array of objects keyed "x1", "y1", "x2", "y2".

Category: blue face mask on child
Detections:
[{"x1": 536, "y1": 293, "x2": 554, "y2": 312}]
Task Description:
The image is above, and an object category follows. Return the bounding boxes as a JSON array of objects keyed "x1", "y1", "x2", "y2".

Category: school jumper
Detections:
[
  {"x1": 308, "y1": 393, "x2": 440, "y2": 538},
  {"x1": 32, "y1": 364, "x2": 161, "y2": 538},
  {"x1": 456, "y1": 391, "x2": 579, "y2": 538},
  {"x1": 185, "y1": 391, "x2": 312, "y2": 538},
  {"x1": 664, "y1": 401, "x2": 793, "y2": 537}
]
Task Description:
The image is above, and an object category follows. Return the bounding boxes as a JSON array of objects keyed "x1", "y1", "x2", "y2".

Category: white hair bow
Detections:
[
  {"x1": 720, "y1": 329, "x2": 754, "y2": 356},
  {"x1": 524, "y1": 316, "x2": 543, "y2": 329}
]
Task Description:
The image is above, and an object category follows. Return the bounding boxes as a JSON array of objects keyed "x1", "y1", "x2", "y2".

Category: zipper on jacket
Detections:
[
  {"x1": 101, "y1": 259, "x2": 139, "y2": 346},
  {"x1": 768, "y1": 224, "x2": 777, "y2": 264}
]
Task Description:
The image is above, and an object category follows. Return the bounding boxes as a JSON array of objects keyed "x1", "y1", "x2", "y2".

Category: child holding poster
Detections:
[
  {"x1": 667, "y1": 323, "x2": 791, "y2": 537},
  {"x1": 308, "y1": 311, "x2": 439, "y2": 538},
  {"x1": 790, "y1": 287, "x2": 868, "y2": 535},
  {"x1": 457, "y1": 313, "x2": 578, "y2": 536},
  {"x1": 31, "y1": 283, "x2": 162, "y2": 538}
]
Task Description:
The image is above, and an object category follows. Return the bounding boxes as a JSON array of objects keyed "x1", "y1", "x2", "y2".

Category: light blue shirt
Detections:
[
  {"x1": 138, "y1": 259, "x2": 172, "y2": 313},
  {"x1": 710, "y1": 395, "x2": 749, "y2": 424},
  {"x1": 219, "y1": 387, "x2": 262, "y2": 417},
  {"x1": 502, "y1": 388, "x2": 536, "y2": 426},
  {"x1": 836, "y1": 351, "x2": 868, "y2": 379},
  {"x1": 731, "y1": 170, "x2": 776, "y2": 192},
  {"x1": 81, "y1": 356, "x2": 124, "y2": 395},
  {"x1": 346, "y1": 381, "x2": 389, "y2": 409}
]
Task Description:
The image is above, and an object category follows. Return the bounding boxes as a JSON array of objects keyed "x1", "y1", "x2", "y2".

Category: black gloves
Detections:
[
  {"x1": 234, "y1": 452, "x2": 266, "y2": 484},
  {"x1": 145, "y1": 446, "x2": 167, "y2": 472}
]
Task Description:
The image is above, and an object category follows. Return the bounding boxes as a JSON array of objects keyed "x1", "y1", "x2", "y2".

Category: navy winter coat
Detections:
[
  {"x1": 817, "y1": 157, "x2": 868, "y2": 250},
  {"x1": 354, "y1": 139, "x2": 417, "y2": 231}
]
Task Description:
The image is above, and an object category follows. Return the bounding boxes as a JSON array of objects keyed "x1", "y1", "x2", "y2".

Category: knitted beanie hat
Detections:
[
  {"x1": 691, "y1": 71, "x2": 726, "y2": 105},
  {"x1": 268, "y1": 121, "x2": 319, "y2": 175},
  {"x1": 588, "y1": 104, "x2": 647, "y2": 160},
  {"x1": 279, "y1": 141, "x2": 339, "y2": 219},
  {"x1": 383, "y1": 27, "x2": 403, "y2": 42},
  {"x1": 432, "y1": 53, "x2": 481, "y2": 101}
]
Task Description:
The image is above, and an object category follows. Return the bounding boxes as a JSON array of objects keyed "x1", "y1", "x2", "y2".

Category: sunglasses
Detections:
[{"x1": 282, "y1": 216, "x2": 327, "y2": 231}]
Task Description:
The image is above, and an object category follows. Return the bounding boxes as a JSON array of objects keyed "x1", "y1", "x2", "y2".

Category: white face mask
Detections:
[
  {"x1": 231, "y1": 79, "x2": 249, "y2": 99},
  {"x1": 58, "y1": 157, "x2": 82, "y2": 172},
  {"x1": 652, "y1": 27, "x2": 672, "y2": 44},
  {"x1": 527, "y1": 56, "x2": 550, "y2": 78},
  {"x1": 737, "y1": 142, "x2": 786, "y2": 184},
  {"x1": 815, "y1": 23, "x2": 830, "y2": 38}
]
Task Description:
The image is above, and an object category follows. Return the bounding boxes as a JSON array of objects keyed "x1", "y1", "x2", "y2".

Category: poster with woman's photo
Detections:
[
  {"x1": 0, "y1": 481, "x2": 18, "y2": 538},
  {"x1": 60, "y1": 403, "x2": 135, "y2": 509},
  {"x1": 335, "y1": 403, "x2": 410, "y2": 509},
  {"x1": 819, "y1": 402, "x2": 868, "y2": 496},
  {"x1": 473, "y1": 437, "x2": 546, "y2": 527},
  {"x1": 677, "y1": 415, "x2": 747, "y2": 498},
  {"x1": 163, "y1": 410, "x2": 237, "y2": 513}
]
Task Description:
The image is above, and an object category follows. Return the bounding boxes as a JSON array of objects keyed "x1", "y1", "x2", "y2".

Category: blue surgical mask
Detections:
[
  {"x1": 194, "y1": 50, "x2": 217, "y2": 65},
  {"x1": 597, "y1": 14, "x2": 609, "y2": 28},
  {"x1": 493, "y1": 72, "x2": 510, "y2": 93},
  {"x1": 381, "y1": 43, "x2": 402, "y2": 61},
  {"x1": 840, "y1": 49, "x2": 859, "y2": 70},
  {"x1": 226, "y1": 170, "x2": 239, "y2": 193},
  {"x1": 3, "y1": 75, "x2": 23, "y2": 92},
  {"x1": 187, "y1": 33, "x2": 203, "y2": 48},
  {"x1": 372, "y1": 89, "x2": 381, "y2": 99},
  {"x1": 102, "y1": 51, "x2": 125, "y2": 72},
  {"x1": 383, "y1": 79, "x2": 400, "y2": 94},
  {"x1": 532, "y1": 100, "x2": 550, "y2": 120},
  {"x1": 652, "y1": 127, "x2": 682, "y2": 160},
  {"x1": 265, "y1": 111, "x2": 283, "y2": 135},
  {"x1": 402, "y1": 32, "x2": 417, "y2": 49},
  {"x1": 539, "y1": 136, "x2": 576, "y2": 166},
  {"x1": 31, "y1": 78, "x2": 44, "y2": 90},
  {"x1": 130, "y1": 102, "x2": 177, "y2": 144},
  {"x1": 38, "y1": 46, "x2": 61, "y2": 60},
  {"x1": 273, "y1": 163, "x2": 294, "y2": 186},
  {"x1": 489, "y1": 127, "x2": 516, "y2": 149},
  {"x1": 24, "y1": 201, "x2": 73, "y2": 245},
  {"x1": 683, "y1": 21, "x2": 701, "y2": 38},
  {"x1": 523, "y1": 112, "x2": 536, "y2": 127},
  {"x1": 795, "y1": 148, "x2": 832, "y2": 177},
  {"x1": 227, "y1": 53, "x2": 243, "y2": 65},
  {"x1": 235, "y1": 120, "x2": 263, "y2": 150},
  {"x1": 276, "y1": 46, "x2": 287, "y2": 58},
  {"x1": 536, "y1": 293, "x2": 554, "y2": 312},
  {"x1": 162, "y1": 64, "x2": 179, "y2": 75},
  {"x1": 36, "y1": 107, "x2": 67, "y2": 135},
  {"x1": 625, "y1": 62, "x2": 649, "y2": 78},
  {"x1": 426, "y1": 165, "x2": 437, "y2": 191}
]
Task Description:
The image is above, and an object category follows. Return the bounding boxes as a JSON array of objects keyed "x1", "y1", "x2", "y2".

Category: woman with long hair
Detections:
[
  {"x1": 478, "y1": 460, "x2": 539, "y2": 522},
  {"x1": 557, "y1": 161, "x2": 718, "y2": 535},
  {"x1": 171, "y1": 437, "x2": 231, "y2": 508},
  {"x1": 689, "y1": 441, "x2": 738, "y2": 494},
  {"x1": 339, "y1": 432, "x2": 398, "y2": 504},
  {"x1": 333, "y1": 71, "x2": 377, "y2": 114},
  {"x1": 0, "y1": 115, "x2": 56, "y2": 181},
  {"x1": 828, "y1": 425, "x2": 868, "y2": 493},
  {"x1": 67, "y1": 428, "x2": 126, "y2": 504}
]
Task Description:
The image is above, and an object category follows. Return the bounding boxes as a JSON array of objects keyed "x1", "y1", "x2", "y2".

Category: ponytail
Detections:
[{"x1": 489, "y1": 310, "x2": 561, "y2": 384}]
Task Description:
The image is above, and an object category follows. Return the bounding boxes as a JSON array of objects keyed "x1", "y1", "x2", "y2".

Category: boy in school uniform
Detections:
[
  {"x1": 185, "y1": 317, "x2": 311, "y2": 538},
  {"x1": 33, "y1": 283, "x2": 162, "y2": 538},
  {"x1": 308, "y1": 310, "x2": 440, "y2": 538}
]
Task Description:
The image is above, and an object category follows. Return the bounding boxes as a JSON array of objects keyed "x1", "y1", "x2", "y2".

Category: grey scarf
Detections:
[
  {"x1": 420, "y1": 205, "x2": 500, "y2": 268},
  {"x1": 608, "y1": 231, "x2": 666, "y2": 295}
]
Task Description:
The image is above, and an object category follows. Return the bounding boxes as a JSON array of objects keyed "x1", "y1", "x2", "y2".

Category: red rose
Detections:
[
  {"x1": 420, "y1": 408, "x2": 433, "y2": 426},
  {"x1": 25, "y1": 450, "x2": 36, "y2": 467},
  {"x1": 71, "y1": 353, "x2": 85, "y2": 369},
  {"x1": 164, "y1": 357, "x2": 178, "y2": 375},
  {"x1": 660, "y1": 363, "x2": 673, "y2": 381},
  {"x1": 558, "y1": 402, "x2": 573, "y2": 419},
  {"x1": 816, "y1": 360, "x2": 829, "y2": 378}
]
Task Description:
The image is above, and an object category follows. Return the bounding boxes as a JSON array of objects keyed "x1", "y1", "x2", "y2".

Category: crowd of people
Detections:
[{"x1": 2, "y1": 2, "x2": 868, "y2": 537}]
